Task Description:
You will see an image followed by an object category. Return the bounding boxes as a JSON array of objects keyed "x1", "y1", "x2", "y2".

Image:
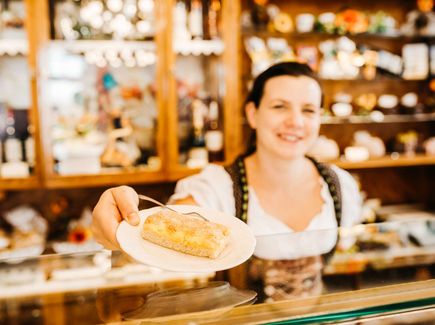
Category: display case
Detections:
[
  {"x1": 0, "y1": 0, "x2": 40, "y2": 190},
  {"x1": 165, "y1": 0, "x2": 241, "y2": 180},
  {"x1": 164, "y1": 0, "x2": 224, "y2": 178},
  {"x1": 238, "y1": 0, "x2": 435, "y2": 207},
  {"x1": 0, "y1": 218, "x2": 434, "y2": 324},
  {"x1": 11, "y1": 0, "x2": 242, "y2": 188},
  {"x1": 6, "y1": 0, "x2": 432, "y2": 194},
  {"x1": 33, "y1": 0, "x2": 169, "y2": 189}
]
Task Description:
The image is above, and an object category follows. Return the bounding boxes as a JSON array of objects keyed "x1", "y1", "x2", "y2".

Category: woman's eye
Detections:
[
  {"x1": 271, "y1": 104, "x2": 285, "y2": 109},
  {"x1": 303, "y1": 107, "x2": 317, "y2": 114}
]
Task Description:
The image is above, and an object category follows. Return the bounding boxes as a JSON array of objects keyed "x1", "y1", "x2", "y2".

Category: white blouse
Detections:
[{"x1": 169, "y1": 164, "x2": 362, "y2": 260}]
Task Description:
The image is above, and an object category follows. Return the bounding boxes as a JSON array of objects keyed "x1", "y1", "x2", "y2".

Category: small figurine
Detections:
[{"x1": 401, "y1": 0, "x2": 435, "y2": 36}]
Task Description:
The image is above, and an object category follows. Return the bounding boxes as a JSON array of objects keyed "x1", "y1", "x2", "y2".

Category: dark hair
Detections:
[
  {"x1": 244, "y1": 62, "x2": 322, "y2": 156},
  {"x1": 245, "y1": 61, "x2": 321, "y2": 107}
]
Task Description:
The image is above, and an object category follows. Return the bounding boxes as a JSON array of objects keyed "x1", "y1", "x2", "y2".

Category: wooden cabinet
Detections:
[
  {"x1": 1, "y1": 0, "x2": 434, "y2": 207},
  {"x1": 238, "y1": 0, "x2": 435, "y2": 206},
  {"x1": 5, "y1": 0, "x2": 242, "y2": 189},
  {"x1": 0, "y1": 0, "x2": 41, "y2": 190}
]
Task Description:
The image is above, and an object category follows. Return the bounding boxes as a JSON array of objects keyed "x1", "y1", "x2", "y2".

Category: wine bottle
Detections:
[
  {"x1": 205, "y1": 100, "x2": 224, "y2": 161},
  {"x1": 187, "y1": 99, "x2": 208, "y2": 168},
  {"x1": 189, "y1": 0, "x2": 204, "y2": 39},
  {"x1": 207, "y1": 0, "x2": 221, "y2": 39},
  {"x1": 3, "y1": 108, "x2": 22, "y2": 163}
]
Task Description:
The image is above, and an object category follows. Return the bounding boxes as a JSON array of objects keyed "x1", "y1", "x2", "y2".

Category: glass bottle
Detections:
[
  {"x1": 207, "y1": 0, "x2": 221, "y2": 39},
  {"x1": 189, "y1": 0, "x2": 204, "y2": 39},
  {"x1": 205, "y1": 100, "x2": 223, "y2": 161},
  {"x1": 3, "y1": 108, "x2": 22, "y2": 163},
  {"x1": 187, "y1": 98, "x2": 208, "y2": 168}
]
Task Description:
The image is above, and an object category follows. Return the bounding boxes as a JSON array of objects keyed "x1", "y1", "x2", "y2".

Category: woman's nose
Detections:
[{"x1": 284, "y1": 110, "x2": 304, "y2": 127}]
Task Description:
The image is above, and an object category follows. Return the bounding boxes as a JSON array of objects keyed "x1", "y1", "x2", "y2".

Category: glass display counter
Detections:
[{"x1": 0, "y1": 216, "x2": 434, "y2": 324}]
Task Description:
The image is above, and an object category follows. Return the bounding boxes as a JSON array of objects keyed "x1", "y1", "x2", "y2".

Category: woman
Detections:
[{"x1": 92, "y1": 62, "x2": 362, "y2": 300}]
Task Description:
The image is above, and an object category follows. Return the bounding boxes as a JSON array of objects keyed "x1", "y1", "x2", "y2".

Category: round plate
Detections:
[{"x1": 116, "y1": 205, "x2": 256, "y2": 272}]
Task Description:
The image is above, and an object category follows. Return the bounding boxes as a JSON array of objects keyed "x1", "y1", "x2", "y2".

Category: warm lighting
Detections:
[
  {"x1": 107, "y1": 0, "x2": 123, "y2": 13},
  {"x1": 123, "y1": 0, "x2": 138, "y2": 18},
  {"x1": 57, "y1": 0, "x2": 155, "y2": 40},
  {"x1": 138, "y1": 0, "x2": 154, "y2": 14},
  {"x1": 137, "y1": 20, "x2": 151, "y2": 34}
]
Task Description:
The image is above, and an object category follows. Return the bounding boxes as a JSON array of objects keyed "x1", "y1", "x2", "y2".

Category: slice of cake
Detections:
[{"x1": 141, "y1": 209, "x2": 230, "y2": 259}]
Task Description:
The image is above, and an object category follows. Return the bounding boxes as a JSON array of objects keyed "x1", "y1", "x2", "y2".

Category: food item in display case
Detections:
[
  {"x1": 331, "y1": 102, "x2": 352, "y2": 117},
  {"x1": 401, "y1": 0, "x2": 435, "y2": 37},
  {"x1": 0, "y1": 206, "x2": 47, "y2": 260},
  {"x1": 272, "y1": 12, "x2": 293, "y2": 34},
  {"x1": 362, "y1": 49, "x2": 378, "y2": 80},
  {"x1": 356, "y1": 230, "x2": 402, "y2": 251},
  {"x1": 394, "y1": 130, "x2": 420, "y2": 155},
  {"x1": 376, "y1": 50, "x2": 403, "y2": 76},
  {"x1": 318, "y1": 37, "x2": 360, "y2": 79},
  {"x1": 141, "y1": 209, "x2": 230, "y2": 259},
  {"x1": 52, "y1": 207, "x2": 102, "y2": 254},
  {"x1": 367, "y1": 11, "x2": 398, "y2": 35},
  {"x1": 354, "y1": 93, "x2": 377, "y2": 115},
  {"x1": 245, "y1": 36, "x2": 295, "y2": 77},
  {"x1": 295, "y1": 13, "x2": 315, "y2": 33},
  {"x1": 314, "y1": 12, "x2": 336, "y2": 34},
  {"x1": 402, "y1": 43, "x2": 429, "y2": 80},
  {"x1": 307, "y1": 135, "x2": 340, "y2": 161},
  {"x1": 344, "y1": 146, "x2": 370, "y2": 162},
  {"x1": 353, "y1": 131, "x2": 386, "y2": 158},
  {"x1": 423, "y1": 137, "x2": 435, "y2": 155},
  {"x1": 0, "y1": 0, "x2": 26, "y2": 38},
  {"x1": 377, "y1": 94, "x2": 399, "y2": 115},
  {"x1": 0, "y1": 229, "x2": 10, "y2": 251},
  {"x1": 334, "y1": 9, "x2": 369, "y2": 35},
  {"x1": 399, "y1": 92, "x2": 424, "y2": 114},
  {"x1": 296, "y1": 45, "x2": 318, "y2": 71},
  {"x1": 330, "y1": 92, "x2": 353, "y2": 117}
]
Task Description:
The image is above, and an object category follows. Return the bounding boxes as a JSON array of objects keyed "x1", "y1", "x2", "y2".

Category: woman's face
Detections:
[{"x1": 246, "y1": 75, "x2": 322, "y2": 160}]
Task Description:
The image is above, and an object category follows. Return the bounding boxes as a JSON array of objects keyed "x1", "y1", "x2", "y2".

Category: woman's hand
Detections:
[{"x1": 92, "y1": 185, "x2": 140, "y2": 250}]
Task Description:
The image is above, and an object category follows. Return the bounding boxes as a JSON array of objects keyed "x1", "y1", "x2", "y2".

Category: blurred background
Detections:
[{"x1": 0, "y1": 0, "x2": 434, "y2": 323}]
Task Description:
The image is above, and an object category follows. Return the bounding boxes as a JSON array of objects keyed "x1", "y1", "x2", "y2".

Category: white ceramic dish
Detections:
[{"x1": 116, "y1": 205, "x2": 256, "y2": 272}]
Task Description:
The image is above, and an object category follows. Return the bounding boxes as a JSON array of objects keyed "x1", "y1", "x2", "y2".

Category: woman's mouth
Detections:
[{"x1": 278, "y1": 133, "x2": 303, "y2": 143}]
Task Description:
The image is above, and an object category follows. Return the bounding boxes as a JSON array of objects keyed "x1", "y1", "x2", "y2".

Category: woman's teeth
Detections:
[{"x1": 280, "y1": 134, "x2": 299, "y2": 142}]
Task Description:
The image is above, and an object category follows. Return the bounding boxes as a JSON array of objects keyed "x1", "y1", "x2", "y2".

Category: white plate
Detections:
[{"x1": 116, "y1": 205, "x2": 256, "y2": 273}]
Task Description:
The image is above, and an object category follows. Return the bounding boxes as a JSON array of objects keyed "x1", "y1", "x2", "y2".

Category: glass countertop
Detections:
[{"x1": 0, "y1": 217, "x2": 434, "y2": 324}]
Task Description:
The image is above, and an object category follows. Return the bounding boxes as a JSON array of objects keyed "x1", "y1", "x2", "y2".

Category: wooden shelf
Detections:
[
  {"x1": 330, "y1": 154, "x2": 435, "y2": 169},
  {"x1": 325, "y1": 246, "x2": 435, "y2": 275},
  {"x1": 242, "y1": 75, "x2": 425, "y2": 86},
  {"x1": 48, "y1": 40, "x2": 156, "y2": 53},
  {"x1": 167, "y1": 165, "x2": 202, "y2": 182},
  {"x1": 174, "y1": 39, "x2": 225, "y2": 56},
  {"x1": 0, "y1": 176, "x2": 40, "y2": 191},
  {"x1": 166, "y1": 159, "x2": 232, "y2": 181},
  {"x1": 242, "y1": 29, "x2": 435, "y2": 42},
  {"x1": 44, "y1": 168, "x2": 166, "y2": 189},
  {"x1": 0, "y1": 39, "x2": 28, "y2": 56},
  {"x1": 321, "y1": 113, "x2": 435, "y2": 124}
]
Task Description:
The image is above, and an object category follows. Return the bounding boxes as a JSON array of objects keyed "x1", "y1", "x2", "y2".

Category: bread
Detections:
[{"x1": 141, "y1": 209, "x2": 230, "y2": 259}]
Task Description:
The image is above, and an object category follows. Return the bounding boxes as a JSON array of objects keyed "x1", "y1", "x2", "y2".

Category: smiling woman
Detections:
[{"x1": 92, "y1": 62, "x2": 363, "y2": 301}]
